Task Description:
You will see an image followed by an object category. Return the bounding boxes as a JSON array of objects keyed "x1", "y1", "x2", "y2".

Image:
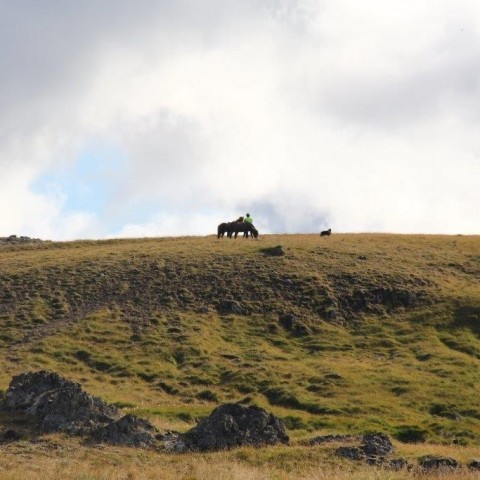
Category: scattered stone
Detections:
[
  {"x1": 161, "y1": 431, "x2": 188, "y2": 453},
  {"x1": 216, "y1": 300, "x2": 243, "y2": 315},
  {"x1": 183, "y1": 403, "x2": 289, "y2": 451},
  {"x1": 335, "y1": 446, "x2": 364, "y2": 461},
  {"x1": 279, "y1": 313, "x2": 296, "y2": 330},
  {"x1": 92, "y1": 414, "x2": 159, "y2": 447},
  {"x1": 278, "y1": 313, "x2": 311, "y2": 336},
  {"x1": 386, "y1": 458, "x2": 412, "y2": 471},
  {"x1": 260, "y1": 245, "x2": 285, "y2": 257},
  {"x1": 5, "y1": 371, "x2": 120, "y2": 434},
  {"x1": 419, "y1": 455, "x2": 460, "y2": 471},
  {"x1": 468, "y1": 459, "x2": 480, "y2": 470}
]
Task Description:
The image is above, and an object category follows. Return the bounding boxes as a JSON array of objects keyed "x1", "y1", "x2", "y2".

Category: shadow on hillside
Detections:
[{"x1": 454, "y1": 305, "x2": 480, "y2": 334}]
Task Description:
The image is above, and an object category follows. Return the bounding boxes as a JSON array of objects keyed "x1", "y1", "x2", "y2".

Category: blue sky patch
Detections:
[{"x1": 32, "y1": 143, "x2": 126, "y2": 217}]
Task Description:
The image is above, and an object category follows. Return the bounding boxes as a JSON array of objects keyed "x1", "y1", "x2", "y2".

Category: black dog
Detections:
[{"x1": 320, "y1": 228, "x2": 331, "y2": 237}]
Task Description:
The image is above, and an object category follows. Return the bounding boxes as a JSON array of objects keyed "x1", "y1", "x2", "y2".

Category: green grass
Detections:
[{"x1": 1, "y1": 234, "x2": 479, "y2": 449}]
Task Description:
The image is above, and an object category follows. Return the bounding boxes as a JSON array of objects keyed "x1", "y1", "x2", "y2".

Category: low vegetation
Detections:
[{"x1": 0, "y1": 233, "x2": 479, "y2": 478}]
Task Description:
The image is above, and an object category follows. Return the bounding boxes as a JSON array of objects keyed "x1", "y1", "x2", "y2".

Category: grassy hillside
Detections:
[{"x1": 0, "y1": 233, "x2": 479, "y2": 474}]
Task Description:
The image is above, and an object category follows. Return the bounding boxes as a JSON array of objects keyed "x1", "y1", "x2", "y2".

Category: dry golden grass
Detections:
[{"x1": 1, "y1": 437, "x2": 479, "y2": 480}]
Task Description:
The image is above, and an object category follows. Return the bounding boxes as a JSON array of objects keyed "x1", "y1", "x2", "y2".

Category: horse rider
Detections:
[{"x1": 244, "y1": 213, "x2": 253, "y2": 224}]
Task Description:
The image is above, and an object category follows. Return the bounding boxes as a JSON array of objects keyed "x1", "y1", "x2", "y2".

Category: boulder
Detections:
[
  {"x1": 5, "y1": 371, "x2": 119, "y2": 433},
  {"x1": 93, "y1": 414, "x2": 159, "y2": 447},
  {"x1": 183, "y1": 403, "x2": 289, "y2": 451},
  {"x1": 361, "y1": 433, "x2": 394, "y2": 461}
]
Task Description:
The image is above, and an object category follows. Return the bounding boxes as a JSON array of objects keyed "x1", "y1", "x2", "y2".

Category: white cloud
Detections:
[{"x1": 1, "y1": 0, "x2": 479, "y2": 239}]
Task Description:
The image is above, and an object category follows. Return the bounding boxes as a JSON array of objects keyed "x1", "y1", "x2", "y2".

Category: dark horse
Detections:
[
  {"x1": 230, "y1": 221, "x2": 258, "y2": 239},
  {"x1": 217, "y1": 222, "x2": 232, "y2": 238}
]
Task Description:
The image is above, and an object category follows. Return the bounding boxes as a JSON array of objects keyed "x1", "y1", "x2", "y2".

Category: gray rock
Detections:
[
  {"x1": 279, "y1": 313, "x2": 296, "y2": 330},
  {"x1": 217, "y1": 300, "x2": 243, "y2": 315},
  {"x1": 387, "y1": 458, "x2": 412, "y2": 470},
  {"x1": 93, "y1": 414, "x2": 159, "y2": 447},
  {"x1": 468, "y1": 459, "x2": 480, "y2": 470},
  {"x1": 335, "y1": 446, "x2": 364, "y2": 460},
  {"x1": 161, "y1": 431, "x2": 188, "y2": 452},
  {"x1": 361, "y1": 433, "x2": 394, "y2": 460},
  {"x1": 419, "y1": 455, "x2": 460, "y2": 471},
  {"x1": 5, "y1": 371, "x2": 119, "y2": 433},
  {"x1": 334, "y1": 433, "x2": 395, "y2": 464},
  {"x1": 183, "y1": 403, "x2": 289, "y2": 451}
]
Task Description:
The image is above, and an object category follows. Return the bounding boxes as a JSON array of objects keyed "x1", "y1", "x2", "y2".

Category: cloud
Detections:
[{"x1": 1, "y1": 0, "x2": 479, "y2": 239}]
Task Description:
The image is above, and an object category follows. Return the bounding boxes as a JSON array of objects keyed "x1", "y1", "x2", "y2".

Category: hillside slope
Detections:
[{"x1": 1, "y1": 233, "x2": 479, "y2": 445}]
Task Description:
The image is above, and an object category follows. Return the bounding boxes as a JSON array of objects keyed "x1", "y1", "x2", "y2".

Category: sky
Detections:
[{"x1": 1, "y1": 0, "x2": 479, "y2": 240}]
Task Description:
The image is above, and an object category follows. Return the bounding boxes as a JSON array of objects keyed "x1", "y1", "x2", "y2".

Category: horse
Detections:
[
  {"x1": 217, "y1": 222, "x2": 233, "y2": 239},
  {"x1": 230, "y1": 221, "x2": 258, "y2": 239},
  {"x1": 320, "y1": 228, "x2": 331, "y2": 237}
]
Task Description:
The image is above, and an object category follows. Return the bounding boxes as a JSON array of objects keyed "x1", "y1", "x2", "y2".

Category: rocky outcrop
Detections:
[
  {"x1": 183, "y1": 403, "x2": 289, "y2": 451},
  {"x1": 5, "y1": 371, "x2": 119, "y2": 434},
  {"x1": 2, "y1": 373, "x2": 290, "y2": 452},
  {"x1": 0, "y1": 235, "x2": 43, "y2": 245}
]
